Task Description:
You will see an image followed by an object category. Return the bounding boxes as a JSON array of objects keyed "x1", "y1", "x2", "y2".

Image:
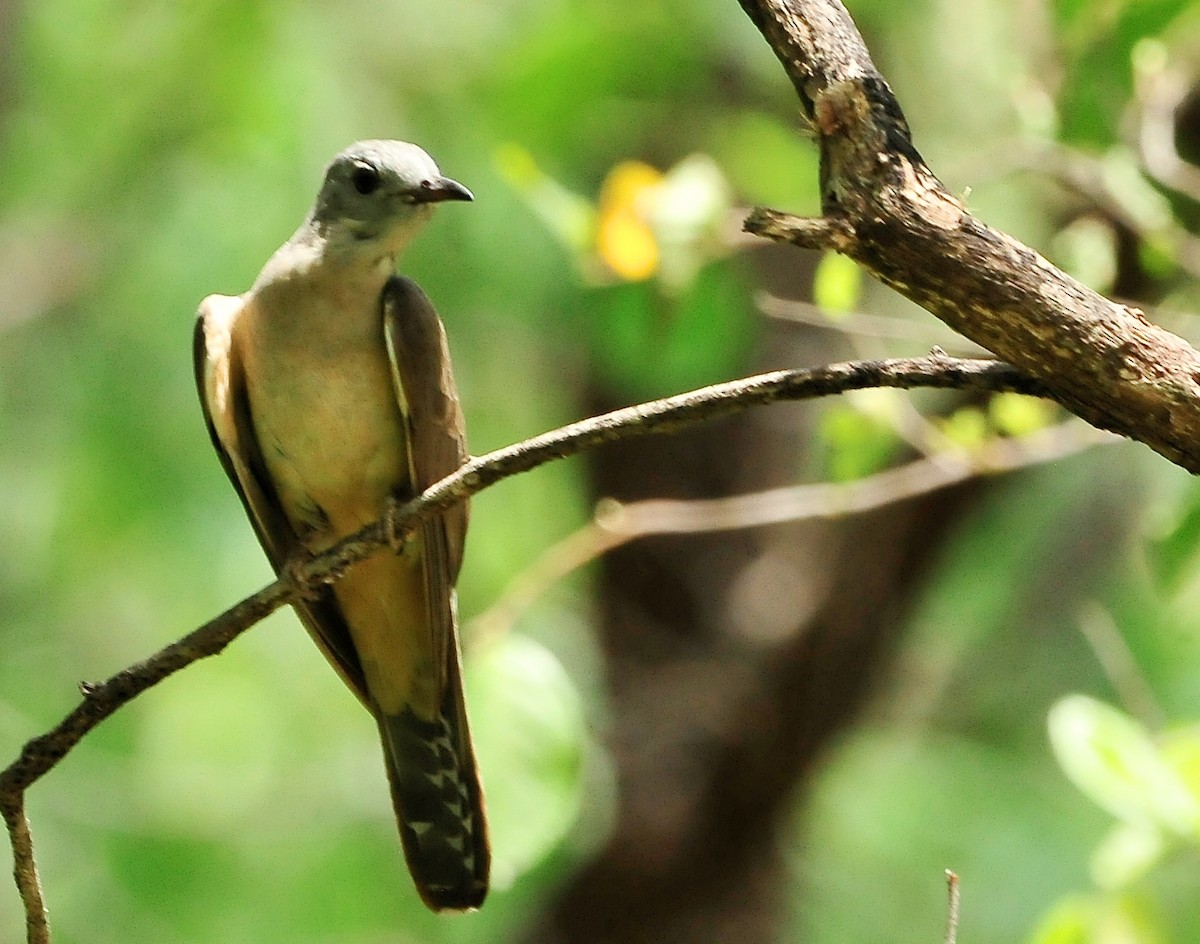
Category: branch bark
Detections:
[
  {"x1": 738, "y1": 0, "x2": 1200, "y2": 472},
  {"x1": 0, "y1": 354, "x2": 1037, "y2": 942}
]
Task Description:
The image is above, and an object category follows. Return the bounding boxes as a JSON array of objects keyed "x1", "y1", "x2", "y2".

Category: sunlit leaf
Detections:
[
  {"x1": 649, "y1": 154, "x2": 732, "y2": 294},
  {"x1": 466, "y1": 633, "x2": 586, "y2": 888},
  {"x1": 812, "y1": 252, "x2": 862, "y2": 318},
  {"x1": 1047, "y1": 695, "x2": 1199, "y2": 835},
  {"x1": 1029, "y1": 892, "x2": 1165, "y2": 944},
  {"x1": 1146, "y1": 486, "x2": 1200, "y2": 593},
  {"x1": 1090, "y1": 821, "x2": 1165, "y2": 890},
  {"x1": 939, "y1": 406, "x2": 989, "y2": 448},
  {"x1": 495, "y1": 142, "x2": 596, "y2": 258},
  {"x1": 1028, "y1": 894, "x2": 1097, "y2": 944},
  {"x1": 1160, "y1": 725, "x2": 1200, "y2": 805},
  {"x1": 989, "y1": 393, "x2": 1056, "y2": 437},
  {"x1": 818, "y1": 403, "x2": 900, "y2": 482},
  {"x1": 1100, "y1": 147, "x2": 1172, "y2": 232},
  {"x1": 1051, "y1": 216, "x2": 1117, "y2": 293}
]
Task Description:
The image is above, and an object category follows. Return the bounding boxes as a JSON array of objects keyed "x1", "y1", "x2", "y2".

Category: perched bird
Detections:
[{"x1": 193, "y1": 140, "x2": 488, "y2": 911}]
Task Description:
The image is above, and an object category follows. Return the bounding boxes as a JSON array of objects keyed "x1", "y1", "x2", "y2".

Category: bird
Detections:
[{"x1": 193, "y1": 140, "x2": 488, "y2": 911}]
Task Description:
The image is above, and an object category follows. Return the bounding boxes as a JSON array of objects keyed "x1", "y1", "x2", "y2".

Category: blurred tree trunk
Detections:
[{"x1": 527, "y1": 246, "x2": 983, "y2": 944}]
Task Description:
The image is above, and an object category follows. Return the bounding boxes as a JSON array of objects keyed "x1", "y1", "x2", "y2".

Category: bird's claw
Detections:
[
  {"x1": 385, "y1": 500, "x2": 415, "y2": 556},
  {"x1": 282, "y1": 555, "x2": 323, "y2": 602}
]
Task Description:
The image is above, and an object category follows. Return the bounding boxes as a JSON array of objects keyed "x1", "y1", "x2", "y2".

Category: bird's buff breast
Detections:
[{"x1": 243, "y1": 317, "x2": 410, "y2": 545}]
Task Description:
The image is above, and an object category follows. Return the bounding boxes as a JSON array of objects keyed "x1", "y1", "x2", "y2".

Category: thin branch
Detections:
[
  {"x1": 2, "y1": 799, "x2": 48, "y2": 944},
  {"x1": 1136, "y1": 59, "x2": 1200, "y2": 204},
  {"x1": 471, "y1": 418, "x2": 1113, "y2": 643},
  {"x1": 944, "y1": 870, "x2": 960, "y2": 944},
  {"x1": 1022, "y1": 142, "x2": 1200, "y2": 281},
  {"x1": 0, "y1": 354, "x2": 1039, "y2": 941},
  {"x1": 304, "y1": 356, "x2": 1044, "y2": 604},
  {"x1": 757, "y1": 291, "x2": 969, "y2": 345},
  {"x1": 1077, "y1": 602, "x2": 1165, "y2": 730},
  {"x1": 3, "y1": 359, "x2": 1041, "y2": 790},
  {"x1": 737, "y1": 0, "x2": 1200, "y2": 472}
]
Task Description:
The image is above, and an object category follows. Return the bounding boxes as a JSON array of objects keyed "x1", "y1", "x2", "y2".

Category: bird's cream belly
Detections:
[{"x1": 251, "y1": 348, "x2": 410, "y2": 545}]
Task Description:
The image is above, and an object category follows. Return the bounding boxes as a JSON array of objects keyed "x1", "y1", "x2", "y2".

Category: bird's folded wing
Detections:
[
  {"x1": 382, "y1": 276, "x2": 470, "y2": 691},
  {"x1": 193, "y1": 294, "x2": 370, "y2": 703}
]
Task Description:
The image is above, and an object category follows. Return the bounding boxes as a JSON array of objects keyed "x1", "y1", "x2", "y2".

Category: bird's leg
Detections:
[
  {"x1": 384, "y1": 497, "x2": 418, "y2": 556},
  {"x1": 281, "y1": 552, "x2": 323, "y2": 602}
]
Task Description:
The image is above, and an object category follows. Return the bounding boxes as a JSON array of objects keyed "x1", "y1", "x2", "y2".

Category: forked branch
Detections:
[{"x1": 738, "y1": 0, "x2": 1200, "y2": 471}]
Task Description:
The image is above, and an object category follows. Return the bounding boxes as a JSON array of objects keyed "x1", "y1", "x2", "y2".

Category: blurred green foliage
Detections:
[{"x1": 2, "y1": 0, "x2": 1200, "y2": 943}]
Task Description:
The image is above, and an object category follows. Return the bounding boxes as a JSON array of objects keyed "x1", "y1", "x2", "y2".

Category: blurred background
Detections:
[{"x1": 4, "y1": 0, "x2": 1200, "y2": 941}]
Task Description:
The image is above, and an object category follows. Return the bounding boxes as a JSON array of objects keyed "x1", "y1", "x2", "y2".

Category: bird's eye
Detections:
[{"x1": 351, "y1": 163, "x2": 381, "y2": 195}]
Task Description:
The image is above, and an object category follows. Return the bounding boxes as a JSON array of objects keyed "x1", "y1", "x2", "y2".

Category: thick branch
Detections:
[{"x1": 738, "y1": 0, "x2": 1200, "y2": 472}]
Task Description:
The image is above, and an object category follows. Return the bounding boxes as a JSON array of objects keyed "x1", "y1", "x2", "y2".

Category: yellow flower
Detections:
[{"x1": 596, "y1": 161, "x2": 663, "y2": 281}]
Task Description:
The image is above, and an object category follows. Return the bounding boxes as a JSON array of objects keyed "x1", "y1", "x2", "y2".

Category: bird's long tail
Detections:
[{"x1": 377, "y1": 656, "x2": 489, "y2": 912}]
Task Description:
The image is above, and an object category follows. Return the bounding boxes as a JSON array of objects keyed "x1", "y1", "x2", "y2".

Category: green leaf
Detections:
[
  {"x1": 495, "y1": 143, "x2": 596, "y2": 258},
  {"x1": 1047, "y1": 695, "x2": 1199, "y2": 836},
  {"x1": 939, "y1": 406, "x2": 990, "y2": 448},
  {"x1": 1029, "y1": 893, "x2": 1165, "y2": 944},
  {"x1": 1057, "y1": 0, "x2": 1193, "y2": 146},
  {"x1": 1161, "y1": 725, "x2": 1200, "y2": 810},
  {"x1": 466, "y1": 633, "x2": 586, "y2": 887},
  {"x1": 1090, "y1": 822, "x2": 1165, "y2": 890},
  {"x1": 989, "y1": 394, "x2": 1055, "y2": 437},
  {"x1": 812, "y1": 252, "x2": 862, "y2": 318},
  {"x1": 1145, "y1": 486, "x2": 1200, "y2": 592},
  {"x1": 818, "y1": 402, "x2": 900, "y2": 482},
  {"x1": 1028, "y1": 894, "x2": 1097, "y2": 944},
  {"x1": 589, "y1": 263, "x2": 753, "y2": 400},
  {"x1": 1051, "y1": 216, "x2": 1117, "y2": 293}
]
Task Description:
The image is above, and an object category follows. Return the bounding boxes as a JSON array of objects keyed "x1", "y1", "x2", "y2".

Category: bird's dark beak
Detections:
[{"x1": 414, "y1": 176, "x2": 474, "y2": 204}]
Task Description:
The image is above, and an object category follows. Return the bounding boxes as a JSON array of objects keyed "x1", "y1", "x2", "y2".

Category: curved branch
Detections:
[
  {"x1": 1, "y1": 355, "x2": 1039, "y2": 941},
  {"x1": 3, "y1": 355, "x2": 1042, "y2": 800},
  {"x1": 2, "y1": 801, "x2": 47, "y2": 944},
  {"x1": 737, "y1": 0, "x2": 1200, "y2": 472}
]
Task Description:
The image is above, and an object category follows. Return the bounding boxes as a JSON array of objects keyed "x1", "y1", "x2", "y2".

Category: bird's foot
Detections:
[
  {"x1": 385, "y1": 499, "x2": 416, "y2": 556},
  {"x1": 281, "y1": 554, "x2": 323, "y2": 602}
]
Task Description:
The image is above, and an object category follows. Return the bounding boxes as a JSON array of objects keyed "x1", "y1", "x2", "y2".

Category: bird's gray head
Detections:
[{"x1": 308, "y1": 140, "x2": 472, "y2": 254}]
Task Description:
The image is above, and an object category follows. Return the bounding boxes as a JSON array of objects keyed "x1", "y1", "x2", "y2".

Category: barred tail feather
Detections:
[{"x1": 378, "y1": 693, "x2": 489, "y2": 911}]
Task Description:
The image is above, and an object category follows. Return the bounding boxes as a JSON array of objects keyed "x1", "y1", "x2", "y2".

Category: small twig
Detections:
[
  {"x1": 0, "y1": 355, "x2": 1040, "y2": 941},
  {"x1": 1136, "y1": 58, "x2": 1200, "y2": 204},
  {"x1": 944, "y1": 869, "x2": 960, "y2": 944},
  {"x1": 469, "y1": 515, "x2": 626, "y2": 647},
  {"x1": 746, "y1": 208, "x2": 855, "y2": 252},
  {"x1": 757, "y1": 291, "x2": 968, "y2": 344},
  {"x1": 471, "y1": 419, "x2": 1112, "y2": 642},
  {"x1": 1077, "y1": 602, "x2": 1165, "y2": 729},
  {"x1": 1021, "y1": 142, "x2": 1200, "y2": 281},
  {"x1": 2, "y1": 799, "x2": 48, "y2": 944}
]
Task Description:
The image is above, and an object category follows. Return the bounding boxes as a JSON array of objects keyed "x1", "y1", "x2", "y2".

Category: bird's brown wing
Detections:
[
  {"x1": 381, "y1": 275, "x2": 488, "y2": 910},
  {"x1": 381, "y1": 276, "x2": 470, "y2": 671},
  {"x1": 193, "y1": 294, "x2": 370, "y2": 703}
]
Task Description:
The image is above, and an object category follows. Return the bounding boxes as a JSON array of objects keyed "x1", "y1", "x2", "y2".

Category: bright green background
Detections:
[{"x1": 3, "y1": 1, "x2": 1200, "y2": 942}]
